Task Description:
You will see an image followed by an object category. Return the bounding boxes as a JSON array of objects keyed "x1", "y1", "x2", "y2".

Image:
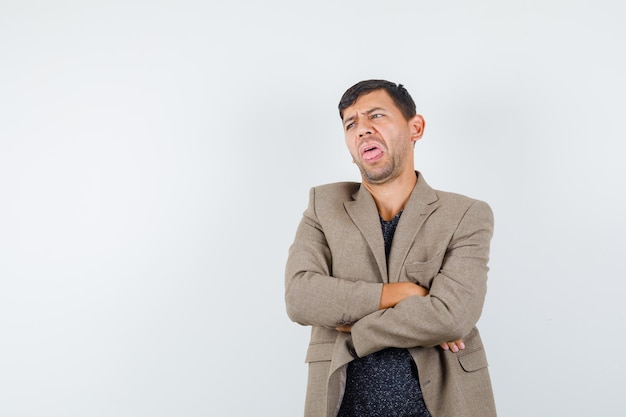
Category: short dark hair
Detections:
[{"x1": 338, "y1": 79, "x2": 417, "y2": 120}]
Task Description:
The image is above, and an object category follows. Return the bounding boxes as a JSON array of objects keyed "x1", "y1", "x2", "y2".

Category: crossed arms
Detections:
[
  {"x1": 336, "y1": 282, "x2": 465, "y2": 352},
  {"x1": 285, "y1": 187, "x2": 493, "y2": 357}
]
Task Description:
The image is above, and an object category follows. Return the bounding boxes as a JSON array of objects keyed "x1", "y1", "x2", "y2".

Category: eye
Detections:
[
  {"x1": 371, "y1": 113, "x2": 383, "y2": 119},
  {"x1": 345, "y1": 122, "x2": 355, "y2": 130}
]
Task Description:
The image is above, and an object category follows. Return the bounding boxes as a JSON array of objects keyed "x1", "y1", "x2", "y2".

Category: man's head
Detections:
[
  {"x1": 338, "y1": 79, "x2": 417, "y2": 121},
  {"x1": 338, "y1": 80, "x2": 425, "y2": 186}
]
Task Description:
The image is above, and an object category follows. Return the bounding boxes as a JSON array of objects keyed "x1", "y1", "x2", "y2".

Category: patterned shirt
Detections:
[{"x1": 337, "y1": 211, "x2": 431, "y2": 417}]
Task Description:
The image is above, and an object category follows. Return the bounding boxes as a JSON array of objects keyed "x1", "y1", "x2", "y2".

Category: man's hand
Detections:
[
  {"x1": 379, "y1": 282, "x2": 428, "y2": 309},
  {"x1": 380, "y1": 283, "x2": 466, "y2": 352},
  {"x1": 337, "y1": 283, "x2": 427, "y2": 333},
  {"x1": 439, "y1": 339, "x2": 465, "y2": 352}
]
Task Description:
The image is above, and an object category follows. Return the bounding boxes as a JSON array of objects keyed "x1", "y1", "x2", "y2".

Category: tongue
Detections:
[{"x1": 364, "y1": 148, "x2": 383, "y2": 161}]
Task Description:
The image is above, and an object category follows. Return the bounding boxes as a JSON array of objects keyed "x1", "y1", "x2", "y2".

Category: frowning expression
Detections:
[{"x1": 341, "y1": 89, "x2": 424, "y2": 185}]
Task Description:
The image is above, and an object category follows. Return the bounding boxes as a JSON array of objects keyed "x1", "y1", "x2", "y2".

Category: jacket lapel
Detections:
[
  {"x1": 343, "y1": 173, "x2": 440, "y2": 284},
  {"x1": 344, "y1": 186, "x2": 389, "y2": 283},
  {"x1": 387, "y1": 173, "x2": 440, "y2": 283}
]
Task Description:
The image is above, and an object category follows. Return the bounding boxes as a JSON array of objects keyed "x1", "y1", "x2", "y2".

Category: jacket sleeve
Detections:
[
  {"x1": 285, "y1": 187, "x2": 382, "y2": 329},
  {"x1": 350, "y1": 200, "x2": 494, "y2": 356}
]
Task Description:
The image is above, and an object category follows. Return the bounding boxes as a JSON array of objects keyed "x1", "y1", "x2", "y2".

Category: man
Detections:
[{"x1": 285, "y1": 80, "x2": 496, "y2": 417}]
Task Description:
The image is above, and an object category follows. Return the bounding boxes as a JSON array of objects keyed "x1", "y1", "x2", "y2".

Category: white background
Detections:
[{"x1": 1, "y1": 1, "x2": 625, "y2": 416}]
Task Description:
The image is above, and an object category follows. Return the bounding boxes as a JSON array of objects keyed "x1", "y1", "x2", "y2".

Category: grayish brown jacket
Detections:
[{"x1": 285, "y1": 172, "x2": 496, "y2": 417}]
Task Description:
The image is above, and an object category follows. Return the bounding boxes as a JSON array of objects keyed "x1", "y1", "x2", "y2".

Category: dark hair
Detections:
[{"x1": 338, "y1": 79, "x2": 417, "y2": 120}]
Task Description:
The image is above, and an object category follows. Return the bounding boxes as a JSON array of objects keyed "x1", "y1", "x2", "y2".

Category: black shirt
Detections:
[{"x1": 337, "y1": 211, "x2": 431, "y2": 417}]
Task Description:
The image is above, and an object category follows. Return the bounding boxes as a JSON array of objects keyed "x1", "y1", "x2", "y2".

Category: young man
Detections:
[{"x1": 285, "y1": 80, "x2": 496, "y2": 417}]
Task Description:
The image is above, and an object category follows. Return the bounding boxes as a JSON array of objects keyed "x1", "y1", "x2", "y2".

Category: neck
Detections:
[{"x1": 363, "y1": 170, "x2": 417, "y2": 221}]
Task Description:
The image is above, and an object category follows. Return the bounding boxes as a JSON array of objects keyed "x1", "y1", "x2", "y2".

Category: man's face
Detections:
[{"x1": 341, "y1": 89, "x2": 424, "y2": 185}]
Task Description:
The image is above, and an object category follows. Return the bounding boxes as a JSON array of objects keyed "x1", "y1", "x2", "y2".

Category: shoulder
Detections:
[
  {"x1": 301, "y1": 182, "x2": 363, "y2": 221},
  {"x1": 432, "y1": 189, "x2": 494, "y2": 224},
  {"x1": 415, "y1": 173, "x2": 492, "y2": 223},
  {"x1": 435, "y1": 188, "x2": 489, "y2": 207},
  {"x1": 310, "y1": 181, "x2": 361, "y2": 201}
]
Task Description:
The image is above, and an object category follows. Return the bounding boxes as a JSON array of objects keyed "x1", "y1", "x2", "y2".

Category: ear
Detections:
[{"x1": 409, "y1": 114, "x2": 425, "y2": 142}]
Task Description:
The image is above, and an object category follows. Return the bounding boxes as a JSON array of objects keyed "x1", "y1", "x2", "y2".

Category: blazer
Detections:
[{"x1": 285, "y1": 172, "x2": 496, "y2": 417}]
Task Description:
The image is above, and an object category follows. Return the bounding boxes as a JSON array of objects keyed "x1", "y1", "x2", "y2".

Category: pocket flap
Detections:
[
  {"x1": 305, "y1": 343, "x2": 334, "y2": 363},
  {"x1": 458, "y1": 347, "x2": 489, "y2": 372}
]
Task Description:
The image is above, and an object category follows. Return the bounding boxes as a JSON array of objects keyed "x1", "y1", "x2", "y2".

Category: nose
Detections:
[{"x1": 357, "y1": 119, "x2": 373, "y2": 138}]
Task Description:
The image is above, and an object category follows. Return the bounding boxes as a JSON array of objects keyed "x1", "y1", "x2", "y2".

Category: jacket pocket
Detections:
[
  {"x1": 404, "y1": 252, "x2": 444, "y2": 288},
  {"x1": 457, "y1": 347, "x2": 489, "y2": 372},
  {"x1": 305, "y1": 342, "x2": 334, "y2": 363}
]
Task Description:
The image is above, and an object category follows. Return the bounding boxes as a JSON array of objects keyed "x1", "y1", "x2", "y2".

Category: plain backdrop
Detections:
[{"x1": 1, "y1": 1, "x2": 625, "y2": 416}]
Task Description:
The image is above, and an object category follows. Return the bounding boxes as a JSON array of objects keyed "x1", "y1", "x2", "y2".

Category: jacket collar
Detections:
[{"x1": 344, "y1": 171, "x2": 440, "y2": 283}]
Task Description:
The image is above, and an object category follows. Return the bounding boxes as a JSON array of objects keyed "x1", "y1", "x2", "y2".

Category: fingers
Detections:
[{"x1": 439, "y1": 339, "x2": 465, "y2": 352}]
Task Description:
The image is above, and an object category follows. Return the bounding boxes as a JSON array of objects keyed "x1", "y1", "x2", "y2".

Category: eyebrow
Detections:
[{"x1": 343, "y1": 107, "x2": 387, "y2": 125}]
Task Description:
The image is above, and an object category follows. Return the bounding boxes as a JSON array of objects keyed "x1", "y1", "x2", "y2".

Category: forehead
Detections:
[{"x1": 342, "y1": 89, "x2": 399, "y2": 119}]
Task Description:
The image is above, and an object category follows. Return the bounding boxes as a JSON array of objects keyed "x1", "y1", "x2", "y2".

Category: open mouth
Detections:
[{"x1": 361, "y1": 144, "x2": 384, "y2": 162}]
